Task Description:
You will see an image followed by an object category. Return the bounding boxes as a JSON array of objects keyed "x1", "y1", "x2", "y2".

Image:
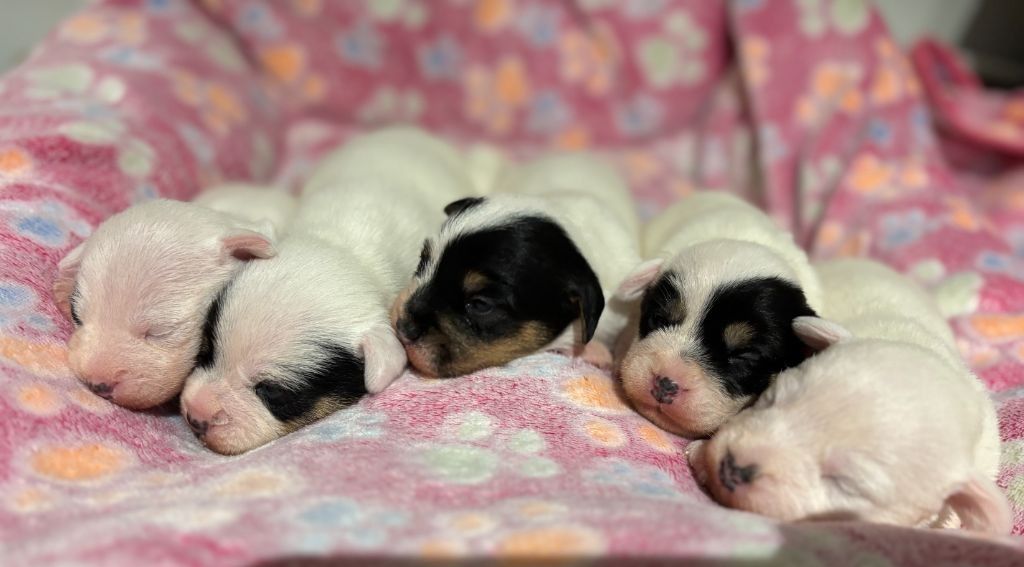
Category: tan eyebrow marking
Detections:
[
  {"x1": 723, "y1": 322, "x2": 756, "y2": 349},
  {"x1": 463, "y1": 271, "x2": 490, "y2": 294}
]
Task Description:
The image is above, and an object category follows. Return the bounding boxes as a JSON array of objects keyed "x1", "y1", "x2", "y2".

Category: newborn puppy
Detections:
[
  {"x1": 181, "y1": 127, "x2": 477, "y2": 454},
  {"x1": 53, "y1": 185, "x2": 295, "y2": 409},
  {"x1": 688, "y1": 259, "x2": 1009, "y2": 534},
  {"x1": 615, "y1": 192, "x2": 823, "y2": 438},
  {"x1": 392, "y1": 152, "x2": 641, "y2": 378}
]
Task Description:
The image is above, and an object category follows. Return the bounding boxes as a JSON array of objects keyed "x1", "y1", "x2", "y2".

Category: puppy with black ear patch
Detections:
[
  {"x1": 615, "y1": 192, "x2": 823, "y2": 439},
  {"x1": 393, "y1": 151, "x2": 642, "y2": 378},
  {"x1": 180, "y1": 127, "x2": 479, "y2": 454}
]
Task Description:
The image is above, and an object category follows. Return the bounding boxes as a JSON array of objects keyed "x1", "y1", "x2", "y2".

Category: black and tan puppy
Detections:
[{"x1": 392, "y1": 152, "x2": 641, "y2": 378}]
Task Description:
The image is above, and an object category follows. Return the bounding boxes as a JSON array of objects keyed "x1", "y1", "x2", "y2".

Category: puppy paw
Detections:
[{"x1": 551, "y1": 342, "x2": 614, "y2": 372}]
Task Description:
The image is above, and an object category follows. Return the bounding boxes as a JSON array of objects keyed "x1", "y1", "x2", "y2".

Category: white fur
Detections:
[
  {"x1": 638, "y1": 192, "x2": 822, "y2": 311},
  {"x1": 689, "y1": 259, "x2": 1009, "y2": 534},
  {"x1": 193, "y1": 183, "x2": 297, "y2": 235},
  {"x1": 180, "y1": 127, "x2": 475, "y2": 454},
  {"x1": 55, "y1": 186, "x2": 294, "y2": 409}
]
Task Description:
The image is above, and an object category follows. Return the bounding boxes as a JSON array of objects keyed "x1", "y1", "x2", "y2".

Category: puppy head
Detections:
[
  {"x1": 54, "y1": 200, "x2": 277, "y2": 409},
  {"x1": 692, "y1": 328, "x2": 1011, "y2": 533},
  {"x1": 180, "y1": 240, "x2": 400, "y2": 454},
  {"x1": 618, "y1": 240, "x2": 815, "y2": 438},
  {"x1": 393, "y1": 197, "x2": 604, "y2": 377}
]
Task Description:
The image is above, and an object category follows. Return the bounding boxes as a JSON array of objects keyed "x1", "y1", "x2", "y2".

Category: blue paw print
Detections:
[{"x1": 583, "y1": 458, "x2": 685, "y2": 500}]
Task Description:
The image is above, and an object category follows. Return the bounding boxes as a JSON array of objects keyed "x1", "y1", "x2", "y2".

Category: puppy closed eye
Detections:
[
  {"x1": 465, "y1": 296, "x2": 496, "y2": 317},
  {"x1": 254, "y1": 380, "x2": 294, "y2": 410},
  {"x1": 70, "y1": 287, "x2": 83, "y2": 326},
  {"x1": 823, "y1": 474, "x2": 869, "y2": 500}
]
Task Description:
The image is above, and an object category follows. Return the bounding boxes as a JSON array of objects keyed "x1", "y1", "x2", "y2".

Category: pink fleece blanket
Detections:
[{"x1": 2, "y1": 1, "x2": 1024, "y2": 565}]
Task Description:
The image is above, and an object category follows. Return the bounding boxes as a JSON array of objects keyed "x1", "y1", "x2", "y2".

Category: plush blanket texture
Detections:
[{"x1": 3, "y1": 1, "x2": 1024, "y2": 565}]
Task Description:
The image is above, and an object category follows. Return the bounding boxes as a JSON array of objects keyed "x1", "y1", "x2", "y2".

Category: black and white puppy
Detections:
[
  {"x1": 615, "y1": 192, "x2": 823, "y2": 438},
  {"x1": 179, "y1": 127, "x2": 480, "y2": 454},
  {"x1": 392, "y1": 152, "x2": 641, "y2": 378}
]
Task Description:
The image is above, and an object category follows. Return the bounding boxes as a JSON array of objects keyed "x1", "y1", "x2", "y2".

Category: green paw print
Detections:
[{"x1": 421, "y1": 411, "x2": 561, "y2": 484}]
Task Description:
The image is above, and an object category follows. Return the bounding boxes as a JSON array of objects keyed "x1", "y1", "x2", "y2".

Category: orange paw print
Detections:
[
  {"x1": 796, "y1": 62, "x2": 864, "y2": 126},
  {"x1": 847, "y1": 154, "x2": 892, "y2": 194},
  {"x1": 559, "y1": 25, "x2": 619, "y2": 96},
  {"x1": 464, "y1": 58, "x2": 531, "y2": 135}
]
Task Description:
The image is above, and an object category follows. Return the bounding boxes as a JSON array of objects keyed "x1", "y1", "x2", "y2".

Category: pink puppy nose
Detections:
[{"x1": 183, "y1": 388, "x2": 229, "y2": 438}]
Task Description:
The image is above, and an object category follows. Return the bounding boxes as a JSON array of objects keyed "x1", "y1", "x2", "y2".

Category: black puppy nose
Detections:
[
  {"x1": 719, "y1": 451, "x2": 758, "y2": 492},
  {"x1": 397, "y1": 317, "x2": 424, "y2": 343},
  {"x1": 186, "y1": 413, "x2": 209, "y2": 437},
  {"x1": 87, "y1": 382, "x2": 114, "y2": 400},
  {"x1": 651, "y1": 376, "x2": 679, "y2": 404}
]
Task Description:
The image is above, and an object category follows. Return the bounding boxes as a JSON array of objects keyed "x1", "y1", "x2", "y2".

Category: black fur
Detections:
[
  {"x1": 638, "y1": 275, "x2": 683, "y2": 339},
  {"x1": 444, "y1": 197, "x2": 485, "y2": 217},
  {"x1": 401, "y1": 216, "x2": 604, "y2": 364},
  {"x1": 254, "y1": 342, "x2": 367, "y2": 423},
  {"x1": 700, "y1": 278, "x2": 815, "y2": 398},
  {"x1": 195, "y1": 289, "x2": 225, "y2": 369},
  {"x1": 415, "y1": 239, "x2": 431, "y2": 277},
  {"x1": 69, "y1": 286, "x2": 83, "y2": 326},
  {"x1": 639, "y1": 275, "x2": 815, "y2": 399}
]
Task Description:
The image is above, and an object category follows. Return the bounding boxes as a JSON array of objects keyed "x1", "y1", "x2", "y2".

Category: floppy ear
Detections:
[
  {"x1": 943, "y1": 472, "x2": 1012, "y2": 535},
  {"x1": 53, "y1": 242, "x2": 85, "y2": 321},
  {"x1": 614, "y1": 259, "x2": 664, "y2": 301},
  {"x1": 443, "y1": 197, "x2": 485, "y2": 217},
  {"x1": 362, "y1": 324, "x2": 408, "y2": 394},
  {"x1": 567, "y1": 270, "x2": 605, "y2": 345},
  {"x1": 221, "y1": 224, "x2": 277, "y2": 261},
  {"x1": 792, "y1": 316, "x2": 853, "y2": 352}
]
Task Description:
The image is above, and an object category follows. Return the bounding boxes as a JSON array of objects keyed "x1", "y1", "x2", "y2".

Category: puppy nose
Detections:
[
  {"x1": 651, "y1": 375, "x2": 680, "y2": 404},
  {"x1": 719, "y1": 450, "x2": 758, "y2": 492},
  {"x1": 397, "y1": 317, "x2": 424, "y2": 344},
  {"x1": 86, "y1": 381, "x2": 116, "y2": 400},
  {"x1": 186, "y1": 412, "x2": 209, "y2": 437}
]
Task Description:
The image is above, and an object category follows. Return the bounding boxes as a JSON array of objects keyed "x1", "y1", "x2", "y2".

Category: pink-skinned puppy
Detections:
[
  {"x1": 614, "y1": 192, "x2": 823, "y2": 438},
  {"x1": 688, "y1": 259, "x2": 1010, "y2": 534},
  {"x1": 180, "y1": 127, "x2": 480, "y2": 455},
  {"x1": 53, "y1": 184, "x2": 296, "y2": 409}
]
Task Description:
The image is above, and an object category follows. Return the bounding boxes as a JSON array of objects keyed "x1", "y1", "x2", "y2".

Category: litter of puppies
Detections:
[{"x1": 54, "y1": 126, "x2": 1010, "y2": 535}]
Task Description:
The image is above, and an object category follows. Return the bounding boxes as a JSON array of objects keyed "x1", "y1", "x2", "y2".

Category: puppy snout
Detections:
[
  {"x1": 186, "y1": 413, "x2": 209, "y2": 437},
  {"x1": 86, "y1": 381, "x2": 116, "y2": 400},
  {"x1": 719, "y1": 450, "x2": 758, "y2": 492},
  {"x1": 651, "y1": 376, "x2": 680, "y2": 404}
]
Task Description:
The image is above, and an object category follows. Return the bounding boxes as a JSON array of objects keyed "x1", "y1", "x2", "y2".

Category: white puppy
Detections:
[
  {"x1": 53, "y1": 184, "x2": 296, "y2": 409},
  {"x1": 180, "y1": 127, "x2": 478, "y2": 455},
  {"x1": 688, "y1": 259, "x2": 1010, "y2": 534},
  {"x1": 615, "y1": 192, "x2": 823, "y2": 438},
  {"x1": 391, "y1": 151, "x2": 641, "y2": 378}
]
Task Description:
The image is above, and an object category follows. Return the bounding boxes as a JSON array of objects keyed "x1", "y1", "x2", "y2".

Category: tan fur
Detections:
[
  {"x1": 723, "y1": 322, "x2": 756, "y2": 350},
  {"x1": 416, "y1": 318, "x2": 553, "y2": 378},
  {"x1": 463, "y1": 271, "x2": 490, "y2": 294}
]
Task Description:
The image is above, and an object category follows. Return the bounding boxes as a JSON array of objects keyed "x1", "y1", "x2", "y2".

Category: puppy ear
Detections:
[
  {"x1": 568, "y1": 270, "x2": 605, "y2": 345},
  {"x1": 221, "y1": 224, "x2": 277, "y2": 261},
  {"x1": 792, "y1": 316, "x2": 852, "y2": 352},
  {"x1": 943, "y1": 472, "x2": 1012, "y2": 535},
  {"x1": 53, "y1": 242, "x2": 85, "y2": 321},
  {"x1": 362, "y1": 324, "x2": 408, "y2": 394},
  {"x1": 443, "y1": 197, "x2": 485, "y2": 217},
  {"x1": 614, "y1": 259, "x2": 664, "y2": 301}
]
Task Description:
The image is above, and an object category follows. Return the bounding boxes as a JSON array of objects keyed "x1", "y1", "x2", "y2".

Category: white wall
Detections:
[{"x1": 0, "y1": 0, "x2": 84, "y2": 72}]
